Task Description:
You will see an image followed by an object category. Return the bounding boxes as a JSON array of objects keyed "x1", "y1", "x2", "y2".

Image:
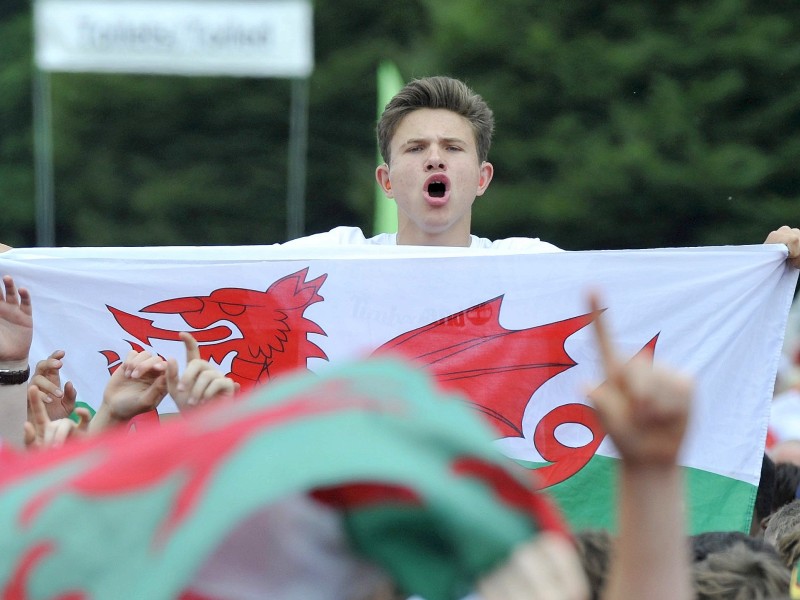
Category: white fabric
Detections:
[
  {"x1": 282, "y1": 225, "x2": 563, "y2": 253},
  {"x1": 0, "y1": 244, "x2": 795, "y2": 486}
]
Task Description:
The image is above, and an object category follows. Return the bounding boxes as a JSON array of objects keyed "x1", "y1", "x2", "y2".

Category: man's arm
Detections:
[
  {"x1": 587, "y1": 292, "x2": 693, "y2": 600},
  {"x1": 0, "y1": 275, "x2": 33, "y2": 448}
]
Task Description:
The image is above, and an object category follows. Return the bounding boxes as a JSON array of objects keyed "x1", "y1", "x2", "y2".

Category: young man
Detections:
[
  {"x1": 287, "y1": 75, "x2": 800, "y2": 262},
  {"x1": 285, "y1": 76, "x2": 559, "y2": 251}
]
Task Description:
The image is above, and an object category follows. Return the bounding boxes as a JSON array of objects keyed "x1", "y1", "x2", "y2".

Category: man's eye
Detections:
[
  {"x1": 407, "y1": 146, "x2": 422, "y2": 152},
  {"x1": 447, "y1": 146, "x2": 463, "y2": 152}
]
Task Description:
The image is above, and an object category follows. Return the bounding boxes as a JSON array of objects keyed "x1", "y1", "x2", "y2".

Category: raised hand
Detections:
[
  {"x1": 586, "y1": 292, "x2": 692, "y2": 468},
  {"x1": 0, "y1": 275, "x2": 32, "y2": 365},
  {"x1": 167, "y1": 332, "x2": 239, "y2": 413},
  {"x1": 30, "y1": 350, "x2": 78, "y2": 421},
  {"x1": 89, "y1": 350, "x2": 167, "y2": 433},
  {"x1": 24, "y1": 383, "x2": 90, "y2": 450}
]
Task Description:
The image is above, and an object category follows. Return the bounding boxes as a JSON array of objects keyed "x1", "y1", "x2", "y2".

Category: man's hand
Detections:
[
  {"x1": 167, "y1": 332, "x2": 239, "y2": 413},
  {"x1": 765, "y1": 225, "x2": 800, "y2": 269},
  {"x1": 586, "y1": 292, "x2": 692, "y2": 468},
  {"x1": 30, "y1": 350, "x2": 78, "y2": 421},
  {"x1": 0, "y1": 275, "x2": 32, "y2": 365}
]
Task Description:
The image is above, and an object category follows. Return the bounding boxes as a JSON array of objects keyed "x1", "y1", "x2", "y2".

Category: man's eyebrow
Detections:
[
  {"x1": 440, "y1": 137, "x2": 468, "y2": 145},
  {"x1": 401, "y1": 138, "x2": 429, "y2": 146},
  {"x1": 401, "y1": 137, "x2": 468, "y2": 146}
]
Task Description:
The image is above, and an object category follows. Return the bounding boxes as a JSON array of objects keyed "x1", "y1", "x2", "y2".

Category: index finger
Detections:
[
  {"x1": 180, "y1": 332, "x2": 201, "y2": 362},
  {"x1": 27, "y1": 384, "x2": 50, "y2": 432},
  {"x1": 588, "y1": 291, "x2": 619, "y2": 377}
]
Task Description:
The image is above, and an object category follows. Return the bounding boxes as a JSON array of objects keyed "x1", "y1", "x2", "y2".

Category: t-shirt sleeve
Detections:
[{"x1": 280, "y1": 227, "x2": 369, "y2": 248}]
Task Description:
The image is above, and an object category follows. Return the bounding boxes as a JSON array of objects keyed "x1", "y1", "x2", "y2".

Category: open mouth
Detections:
[{"x1": 428, "y1": 181, "x2": 446, "y2": 198}]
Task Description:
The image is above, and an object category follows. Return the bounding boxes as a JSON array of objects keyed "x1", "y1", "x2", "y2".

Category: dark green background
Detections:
[{"x1": 2, "y1": 0, "x2": 798, "y2": 249}]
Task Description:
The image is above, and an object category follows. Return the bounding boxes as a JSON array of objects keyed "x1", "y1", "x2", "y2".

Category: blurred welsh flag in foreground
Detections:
[
  {"x1": 0, "y1": 242, "x2": 796, "y2": 579},
  {"x1": 0, "y1": 359, "x2": 565, "y2": 600}
]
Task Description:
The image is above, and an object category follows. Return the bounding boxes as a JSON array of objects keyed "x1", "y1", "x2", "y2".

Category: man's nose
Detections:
[{"x1": 425, "y1": 149, "x2": 446, "y2": 171}]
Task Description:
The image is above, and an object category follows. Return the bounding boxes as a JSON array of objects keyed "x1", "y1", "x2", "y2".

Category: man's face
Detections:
[{"x1": 376, "y1": 108, "x2": 493, "y2": 247}]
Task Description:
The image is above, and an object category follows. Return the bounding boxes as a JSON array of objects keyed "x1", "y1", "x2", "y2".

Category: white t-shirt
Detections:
[{"x1": 282, "y1": 226, "x2": 562, "y2": 253}]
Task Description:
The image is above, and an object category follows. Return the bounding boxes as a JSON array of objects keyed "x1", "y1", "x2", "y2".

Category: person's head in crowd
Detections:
[
  {"x1": 753, "y1": 454, "x2": 777, "y2": 536},
  {"x1": 775, "y1": 526, "x2": 800, "y2": 569},
  {"x1": 692, "y1": 541, "x2": 791, "y2": 599},
  {"x1": 375, "y1": 76, "x2": 495, "y2": 247},
  {"x1": 765, "y1": 499, "x2": 800, "y2": 547},
  {"x1": 770, "y1": 462, "x2": 800, "y2": 515},
  {"x1": 691, "y1": 531, "x2": 778, "y2": 563},
  {"x1": 770, "y1": 439, "x2": 800, "y2": 468},
  {"x1": 574, "y1": 529, "x2": 612, "y2": 600}
]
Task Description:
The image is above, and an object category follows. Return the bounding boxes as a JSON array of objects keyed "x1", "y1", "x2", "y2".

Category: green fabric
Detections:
[{"x1": 517, "y1": 454, "x2": 757, "y2": 534}]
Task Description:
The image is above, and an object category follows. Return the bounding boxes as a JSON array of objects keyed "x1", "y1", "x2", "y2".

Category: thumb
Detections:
[
  {"x1": 23, "y1": 421, "x2": 37, "y2": 449},
  {"x1": 74, "y1": 407, "x2": 92, "y2": 432}
]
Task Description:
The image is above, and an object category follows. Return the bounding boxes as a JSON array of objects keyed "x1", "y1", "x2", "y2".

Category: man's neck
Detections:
[{"x1": 395, "y1": 227, "x2": 472, "y2": 248}]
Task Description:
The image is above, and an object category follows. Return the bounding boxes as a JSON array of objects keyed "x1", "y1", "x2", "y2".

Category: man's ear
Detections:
[
  {"x1": 476, "y1": 162, "x2": 494, "y2": 197},
  {"x1": 376, "y1": 164, "x2": 393, "y2": 198}
]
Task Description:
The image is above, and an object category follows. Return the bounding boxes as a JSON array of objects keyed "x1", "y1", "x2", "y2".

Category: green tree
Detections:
[
  {"x1": 0, "y1": 7, "x2": 35, "y2": 247},
  {"x1": 415, "y1": 0, "x2": 800, "y2": 250},
  {"x1": 3, "y1": 0, "x2": 800, "y2": 250}
]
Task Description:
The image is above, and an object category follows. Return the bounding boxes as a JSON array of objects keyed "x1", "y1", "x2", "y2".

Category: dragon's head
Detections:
[{"x1": 138, "y1": 268, "x2": 328, "y2": 370}]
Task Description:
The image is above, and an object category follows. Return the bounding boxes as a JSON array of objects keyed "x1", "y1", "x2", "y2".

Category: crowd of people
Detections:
[{"x1": 2, "y1": 75, "x2": 800, "y2": 599}]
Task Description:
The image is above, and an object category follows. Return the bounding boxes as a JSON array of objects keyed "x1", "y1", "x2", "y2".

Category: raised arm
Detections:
[
  {"x1": 587, "y1": 292, "x2": 694, "y2": 600},
  {"x1": 0, "y1": 275, "x2": 33, "y2": 448}
]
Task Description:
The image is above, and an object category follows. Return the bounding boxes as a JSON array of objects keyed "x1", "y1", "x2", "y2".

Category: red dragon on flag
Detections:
[{"x1": 100, "y1": 267, "x2": 658, "y2": 488}]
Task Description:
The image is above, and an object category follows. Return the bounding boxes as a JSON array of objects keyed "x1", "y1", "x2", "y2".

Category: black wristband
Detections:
[{"x1": 0, "y1": 365, "x2": 30, "y2": 385}]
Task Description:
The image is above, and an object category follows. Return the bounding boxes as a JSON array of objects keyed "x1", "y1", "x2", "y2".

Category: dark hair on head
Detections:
[
  {"x1": 765, "y1": 499, "x2": 800, "y2": 546},
  {"x1": 755, "y1": 454, "x2": 776, "y2": 524},
  {"x1": 692, "y1": 541, "x2": 791, "y2": 600},
  {"x1": 376, "y1": 76, "x2": 494, "y2": 164},
  {"x1": 771, "y1": 461, "x2": 800, "y2": 514},
  {"x1": 574, "y1": 529, "x2": 613, "y2": 600},
  {"x1": 690, "y1": 531, "x2": 778, "y2": 563}
]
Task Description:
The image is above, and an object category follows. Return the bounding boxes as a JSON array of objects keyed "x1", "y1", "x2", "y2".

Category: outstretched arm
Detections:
[
  {"x1": 0, "y1": 275, "x2": 33, "y2": 448},
  {"x1": 587, "y1": 292, "x2": 693, "y2": 600}
]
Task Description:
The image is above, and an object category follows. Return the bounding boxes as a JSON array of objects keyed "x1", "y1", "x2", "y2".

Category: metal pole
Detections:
[
  {"x1": 32, "y1": 68, "x2": 56, "y2": 247},
  {"x1": 286, "y1": 77, "x2": 309, "y2": 240}
]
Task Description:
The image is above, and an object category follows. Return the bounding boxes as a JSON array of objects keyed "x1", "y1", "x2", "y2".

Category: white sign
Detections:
[{"x1": 34, "y1": 0, "x2": 314, "y2": 77}]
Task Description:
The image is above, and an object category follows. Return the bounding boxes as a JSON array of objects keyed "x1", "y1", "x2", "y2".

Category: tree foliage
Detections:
[{"x1": 1, "y1": 0, "x2": 799, "y2": 250}]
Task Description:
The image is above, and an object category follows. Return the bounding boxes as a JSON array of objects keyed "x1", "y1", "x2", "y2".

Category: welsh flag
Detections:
[{"x1": 1, "y1": 243, "x2": 796, "y2": 537}]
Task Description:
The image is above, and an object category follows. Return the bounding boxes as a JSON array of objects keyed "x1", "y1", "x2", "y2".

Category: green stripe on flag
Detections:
[{"x1": 518, "y1": 455, "x2": 756, "y2": 534}]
